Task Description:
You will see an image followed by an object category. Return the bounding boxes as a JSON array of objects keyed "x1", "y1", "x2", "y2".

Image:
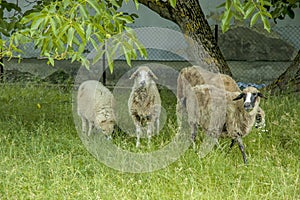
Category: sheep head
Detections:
[
  {"x1": 96, "y1": 109, "x2": 115, "y2": 136},
  {"x1": 233, "y1": 86, "x2": 266, "y2": 112},
  {"x1": 129, "y1": 66, "x2": 158, "y2": 88}
]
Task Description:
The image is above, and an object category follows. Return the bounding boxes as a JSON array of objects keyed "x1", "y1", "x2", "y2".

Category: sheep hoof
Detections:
[
  {"x1": 136, "y1": 141, "x2": 140, "y2": 148},
  {"x1": 105, "y1": 135, "x2": 112, "y2": 140}
]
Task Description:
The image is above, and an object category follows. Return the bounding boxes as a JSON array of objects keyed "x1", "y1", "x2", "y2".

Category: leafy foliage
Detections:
[
  {"x1": 268, "y1": 0, "x2": 300, "y2": 22},
  {"x1": 0, "y1": 1, "x2": 23, "y2": 37},
  {"x1": 219, "y1": 0, "x2": 300, "y2": 32},
  {"x1": 1, "y1": 0, "x2": 146, "y2": 72}
]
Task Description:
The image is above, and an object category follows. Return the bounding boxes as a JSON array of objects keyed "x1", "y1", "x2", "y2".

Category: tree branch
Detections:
[
  {"x1": 138, "y1": 0, "x2": 231, "y2": 75},
  {"x1": 138, "y1": 0, "x2": 175, "y2": 21}
]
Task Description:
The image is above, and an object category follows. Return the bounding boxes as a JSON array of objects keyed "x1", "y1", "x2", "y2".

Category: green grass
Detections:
[{"x1": 0, "y1": 83, "x2": 299, "y2": 199}]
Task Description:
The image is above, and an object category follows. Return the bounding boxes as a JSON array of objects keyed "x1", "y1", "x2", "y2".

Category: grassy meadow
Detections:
[{"x1": 0, "y1": 83, "x2": 299, "y2": 199}]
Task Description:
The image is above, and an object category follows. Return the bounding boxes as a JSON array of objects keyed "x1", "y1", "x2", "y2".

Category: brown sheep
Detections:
[{"x1": 179, "y1": 83, "x2": 266, "y2": 164}]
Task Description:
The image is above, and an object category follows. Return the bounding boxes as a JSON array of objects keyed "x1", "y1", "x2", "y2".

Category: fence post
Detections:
[{"x1": 214, "y1": 24, "x2": 218, "y2": 44}]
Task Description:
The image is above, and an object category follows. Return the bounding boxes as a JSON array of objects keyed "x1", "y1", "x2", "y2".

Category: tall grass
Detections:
[{"x1": 0, "y1": 83, "x2": 299, "y2": 199}]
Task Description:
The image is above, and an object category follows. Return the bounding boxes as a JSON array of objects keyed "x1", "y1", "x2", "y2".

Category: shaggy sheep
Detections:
[
  {"x1": 77, "y1": 80, "x2": 115, "y2": 138},
  {"x1": 128, "y1": 66, "x2": 161, "y2": 147},
  {"x1": 177, "y1": 65, "x2": 266, "y2": 129},
  {"x1": 181, "y1": 84, "x2": 266, "y2": 164},
  {"x1": 176, "y1": 66, "x2": 241, "y2": 132},
  {"x1": 177, "y1": 66, "x2": 240, "y2": 101}
]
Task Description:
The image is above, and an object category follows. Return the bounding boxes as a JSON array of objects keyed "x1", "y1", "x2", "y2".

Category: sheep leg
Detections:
[
  {"x1": 237, "y1": 137, "x2": 248, "y2": 165},
  {"x1": 147, "y1": 122, "x2": 153, "y2": 147},
  {"x1": 81, "y1": 117, "x2": 88, "y2": 134},
  {"x1": 87, "y1": 122, "x2": 94, "y2": 137},
  {"x1": 191, "y1": 123, "x2": 197, "y2": 142},
  {"x1": 135, "y1": 125, "x2": 142, "y2": 148},
  {"x1": 156, "y1": 117, "x2": 160, "y2": 135},
  {"x1": 229, "y1": 139, "x2": 236, "y2": 149},
  {"x1": 191, "y1": 123, "x2": 197, "y2": 150}
]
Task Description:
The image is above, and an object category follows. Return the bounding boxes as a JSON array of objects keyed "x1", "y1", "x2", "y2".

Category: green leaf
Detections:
[
  {"x1": 49, "y1": 18, "x2": 57, "y2": 35},
  {"x1": 86, "y1": 24, "x2": 92, "y2": 40},
  {"x1": 31, "y1": 17, "x2": 45, "y2": 30},
  {"x1": 250, "y1": 12, "x2": 260, "y2": 27},
  {"x1": 169, "y1": 0, "x2": 177, "y2": 8},
  {"x1": 225, "y1": 0, "x2": 232, "y2": 10},
  {"x1": 87, "y1": 0, "x2": 101, "y2": 15},
  {"x1": 244, "y1": 3, "x2": 256, "y2": 19},
  {"x1": 134, "y1": 0, "x2": 139, "y2": 9},
  {"x1": 123, "y1": 46, "x2": 132, "y2": 67},
  {"x1": 263, "y1": 0, "x2": 273, "y2": 7},
  {"x1": 221, "y1": 10, "x2": 233, "y2": 32},
  {"x1": 71, "y1": 53, "x2": 77, "y2": 63},
  {"x1": 233, "y1": 1, "x2": 244, "y2": 15},
  {"x1": 90, "y1": 38, "x2": 100, "y2": 51},
  {"x1": 79, "y1": 4, "x2": 88, "y2": 19},
  {"x1": 287, "y1": 6, "x2": 295, "y2": 19},
  {"x1": 48, "y1": 57, "x2": 55, "y2": 66},
  {"x1": 116, "y1": 15, "x2": 134, "y2": 24},
  {"x1": 73, "y1": 24, "x2": 85, "y2": 44},
  {"x1": 106, "y1": 53, "x2": 114, "y2": 73},
  {"x1": 67, "y1": 27, "x2": 75, "y2": 47},
  {"x1": 261, "y1": 15, "x2": 271, "y2": 32},
  {"x1": 92, "y1": 48, "x2": 105, "y2": 65},
  {"x1": 134, "y1": 40, "x2": 147, "y2": 58}
]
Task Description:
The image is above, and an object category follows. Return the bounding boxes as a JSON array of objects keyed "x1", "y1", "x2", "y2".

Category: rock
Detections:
[
  {"x1": 3, "y1": 69, "x2": 41, "y2": 82},
  {"x1": 219, "y1": 27, "x2": 297, "y2": 61},
  {"x1": 43, "y1": 70, "x2": 74, "y2": 84}
]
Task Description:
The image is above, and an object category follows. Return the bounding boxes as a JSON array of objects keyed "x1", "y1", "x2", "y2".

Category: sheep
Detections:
[
  {"x1": 177, "y1": 66, "x2": 241, "y2": 101},
  {"x1": 128, "y1": 66, "x2": 161, "y2": 147},
  {"x1": 77, "y1": 80, "x2": 115, "y2": 138},
  {"x1": 180, "y1": 84, "x2": 266, "y2": 164},
  {"x1": 176, "y1": 66, "x2": 241, "y2": 134},
  {"x1": 176, "y1": 65, "x2": 266, "y2": 130}
]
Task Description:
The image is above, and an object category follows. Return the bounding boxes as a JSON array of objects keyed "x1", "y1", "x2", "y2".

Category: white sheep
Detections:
[
  {"x1": 77, "y1": 80, "x2": 115, "y2": 138},
  {"x1": 128, "y1": 66, "x2": 161, "y2": 147},
  {"x1": 180, "y1": 84, "x2": 266, "y2": 164}
]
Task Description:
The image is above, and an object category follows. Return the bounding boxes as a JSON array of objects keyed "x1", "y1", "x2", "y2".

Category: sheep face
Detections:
[
  {"x1": 95, "y1": 109, "x2": 115, "y2": 136},
  {"x1": 130, "y1": 66, "x2": 158, "y2": 88},
  {"x1": 233, "y1": 87, "x2": 265, "y2": 112}
]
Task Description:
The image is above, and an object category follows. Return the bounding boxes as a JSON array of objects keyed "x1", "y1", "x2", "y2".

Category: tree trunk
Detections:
[
  {"x1": 268, "y1": 50, "x2": 300, "y2": 94},
  {"x1": 138, "y1": 0, "x2": 232, "y2": 76}
]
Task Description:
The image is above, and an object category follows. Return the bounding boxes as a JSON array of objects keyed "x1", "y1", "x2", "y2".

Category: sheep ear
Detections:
[
  {"x1": 129, "y1": 70, "x2": 139, "y2": 79},
  {"x1": 258, "y1": 93, "x2": 267, "y2": 99},
  {"x1": 148, "y1": 70, "x2": 158, "y2": 80},
  {"x1": 233, "y1": 93, "x2": 245, "y2": 101}
]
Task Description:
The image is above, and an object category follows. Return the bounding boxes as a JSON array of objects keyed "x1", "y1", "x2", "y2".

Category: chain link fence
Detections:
[{"x1": 3, "y1": 25, "x2": 300, "y2": 86}]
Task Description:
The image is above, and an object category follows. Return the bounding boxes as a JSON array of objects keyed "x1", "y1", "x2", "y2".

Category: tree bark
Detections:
[
  {"x1": 268, "y1": 50, "x2": 300, "y2": 94},
  {"x1": 138, "y1": 0, "x2": 232, "y2": 76}
]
